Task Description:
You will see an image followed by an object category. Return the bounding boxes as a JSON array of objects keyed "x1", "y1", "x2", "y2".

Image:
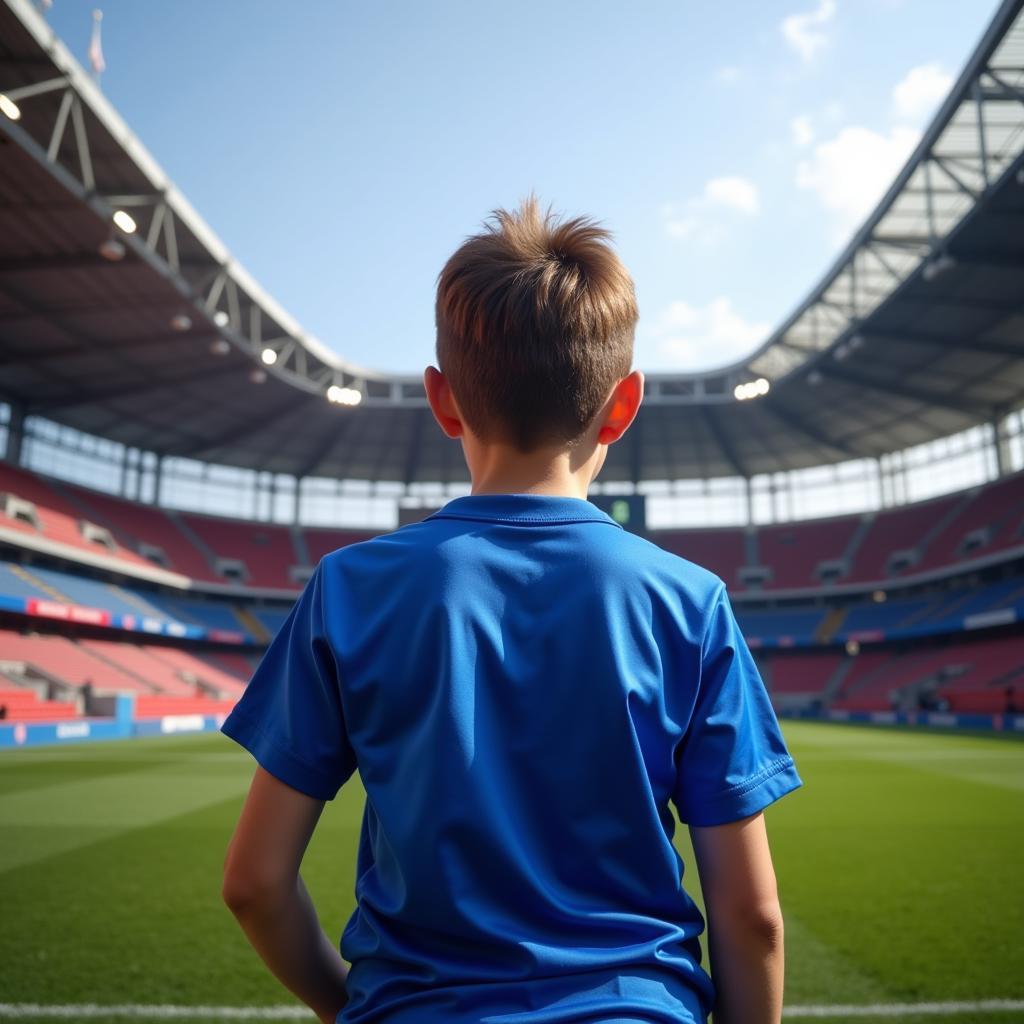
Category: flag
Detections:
[{"x1": 89, "y1": 9, "x2": 105, "y2": 76}]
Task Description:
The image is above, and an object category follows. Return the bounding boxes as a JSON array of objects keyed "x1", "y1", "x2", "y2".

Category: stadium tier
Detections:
[
  {"x1": 3, "y1": 462, "x2": 1023, "y2": 595},
  {"x1": 0, "y1": 626, "x2": 248, "y2": 721},
  {"x1": 1, "y1": 458, "x2": 1023, "y2": 723}
]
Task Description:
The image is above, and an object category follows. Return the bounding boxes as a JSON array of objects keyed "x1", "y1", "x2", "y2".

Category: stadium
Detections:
[{"x1": 0, "y1": 0, "x2": 1022, "y2": 1020}]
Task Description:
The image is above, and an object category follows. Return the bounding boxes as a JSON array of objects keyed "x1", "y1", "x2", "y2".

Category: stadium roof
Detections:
[{"x1": 0, "y1": 0, "x2": 1023, "y2": 484}]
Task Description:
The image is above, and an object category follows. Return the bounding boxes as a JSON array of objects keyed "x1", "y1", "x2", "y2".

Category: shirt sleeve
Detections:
[
  {"x1": 220, "y1": 562, "x2": 357, "y2": 800},
  {"x1": 672, "y1": 584, "x2": 802, "y2": 827}
]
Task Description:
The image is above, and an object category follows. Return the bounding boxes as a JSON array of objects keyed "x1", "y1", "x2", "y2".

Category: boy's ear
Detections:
[
  {"x1": 424, "y1": 365, "x2": 464, "y2": 439},
  {"x1": 596, "y1": 370, "x2": 644, "y2": 446}
]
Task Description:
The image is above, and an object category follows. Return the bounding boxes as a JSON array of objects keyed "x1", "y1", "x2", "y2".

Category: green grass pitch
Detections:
[{"x1": 0, "y1": 721, "x2": 1022, "y2": 1023}]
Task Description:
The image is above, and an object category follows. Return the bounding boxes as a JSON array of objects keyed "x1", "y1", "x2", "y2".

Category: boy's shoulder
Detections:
[
  {"x1": 319, "y1": 517, "x2": 725, "y2": 608},
  {"x1": 598, "y1": 526, "x2": 726, "y2": 602}
]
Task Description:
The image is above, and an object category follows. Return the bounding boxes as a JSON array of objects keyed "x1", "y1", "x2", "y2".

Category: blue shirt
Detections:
[{"x1": 221, "y1": 493, "x2": 801, "y2": 1024}]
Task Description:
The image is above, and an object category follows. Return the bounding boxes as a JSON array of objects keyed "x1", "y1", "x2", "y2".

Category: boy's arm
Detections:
[
  {"x1": 222, "y1": 766, "x2": 349, "y2": 1024},
  {"x1": 689, "y1": 811, "x2": 784, "y2": 1024}
]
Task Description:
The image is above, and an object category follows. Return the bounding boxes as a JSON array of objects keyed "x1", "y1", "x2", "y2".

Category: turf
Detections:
[{"x1": 0, "y1": 721, "x2": 1022, "y2": 1023}]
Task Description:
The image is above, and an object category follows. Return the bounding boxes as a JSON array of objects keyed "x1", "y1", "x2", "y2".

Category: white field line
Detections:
[
  {"x1": 2, "y1": 1001, "x2": 1024, "y2": 1020},
  {"x1": 785, "y1": 1001, "x2": 1024, "y2": 1018}
]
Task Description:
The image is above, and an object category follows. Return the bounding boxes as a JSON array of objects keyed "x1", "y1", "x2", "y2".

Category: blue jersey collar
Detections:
[{"x1": 427, "y1": 492, "x2": 623, "y2": 528}]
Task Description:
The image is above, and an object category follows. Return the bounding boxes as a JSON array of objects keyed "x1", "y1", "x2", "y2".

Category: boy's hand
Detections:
[
  {"x1": 223, "y1": 767, "x2": 350, "y2": 1023},
  {"x1": 689, "y1": 811, "x2": 785, "y2": 1024}
]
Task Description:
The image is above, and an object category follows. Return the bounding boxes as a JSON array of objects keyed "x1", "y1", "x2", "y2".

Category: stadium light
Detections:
[
  {"x1": 213, "y1": 310, "x2": 230, "y2": 328},
  {"x1": 112, "y1": 209, "x2": 137, "y2": 234},
  {"x1": 845, "y1": 639, "x2": 861, "y2": 656},
  {"x1": 327, "y1": 384, "x2": 362, "y2": 406},
  {"x1": 872, "y1": 590, "x2": 887, "y2": 603},
  {"x1": 733, "y1": 378, "x2": 770, "y2": 401},
  {"x1": 0, "y1": 94, "x2": 21, "y2": 120},
  {"x1": 260, "y1": 348, "x2": 278, "y2": 366}
]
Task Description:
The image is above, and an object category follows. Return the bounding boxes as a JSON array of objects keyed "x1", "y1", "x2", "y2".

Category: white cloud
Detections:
[
  {"x1": 781, "y1": 0, "x2": 837, "y2": 63},
  {"x1": 661, "y1": 175, "x2": 760, "y2": 243},
  {"x1": 796, "y1": 123, "x2": 920, "y2": 237},
  {"x1": 714, "y1": 65, "x2": 742, "y2": 85},
  {"x1": 705, "y1": 176, "x2": 760, "y2": 214},
  {"x1": 791, "y1": 114, "x2": 814, "y2": 147},
  {"x1": 892, "y1": 62, "x2": 952, "y2": 122},
  {"x1": 643, "y1": 297, "x2": 770, "y2": 371}
]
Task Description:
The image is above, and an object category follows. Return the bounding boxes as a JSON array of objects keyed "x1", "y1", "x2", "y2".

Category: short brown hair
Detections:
[{"x1": 435, "y1": 196, "x2": 638, "y2": 453}]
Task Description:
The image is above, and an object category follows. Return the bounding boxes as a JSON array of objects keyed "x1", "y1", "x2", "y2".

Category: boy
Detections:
[{"x1": 221, "y1": 197, "x2": 802, "y2": 1024}]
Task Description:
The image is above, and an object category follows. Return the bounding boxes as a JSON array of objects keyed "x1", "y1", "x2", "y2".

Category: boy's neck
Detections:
[
  {"x1": 461, "y1": 427, "x2": 604, "y2": 501},
  {"x1": 467, "y1": 450, "x2": 596, "y2": 501},
  {"x1": 470, "y1": 479, "x2": 589, "y2": 499}
]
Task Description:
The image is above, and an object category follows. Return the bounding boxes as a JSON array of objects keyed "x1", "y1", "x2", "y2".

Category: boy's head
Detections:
[{"x1": 430, "y1": 196, "x2": 640, "y2": 455}]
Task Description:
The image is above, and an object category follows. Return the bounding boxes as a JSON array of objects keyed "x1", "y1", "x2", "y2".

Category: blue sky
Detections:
[{"x1": 49, "y1": 0, "x2": 1000, "y2": 376}]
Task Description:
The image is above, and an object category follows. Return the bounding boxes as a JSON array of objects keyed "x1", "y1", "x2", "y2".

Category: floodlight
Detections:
[
  {"x1": 872, "y1": 590, "x2": 887, "y2": 603},
  {"x1": 0, "y1": 94, "x2": 21, "y2": 121},
  {"x1": 845, "y1": 639, "x2": 861, "y2": 656},
  {"x1": 327, "y1": 384, "x2": 362, "y2": 406},
  {"x1": 755, "y1": 377, "x2": 770, "y2": 396},
  {"x1": 213, "y1": 310, "x2": 230, "y2": 328},
  {"x1": 260, "y1": 348, "x2": 278, "y2": 366},
  {"x1": 112, "y1": 209, "x2": 137, "y2": 234}
]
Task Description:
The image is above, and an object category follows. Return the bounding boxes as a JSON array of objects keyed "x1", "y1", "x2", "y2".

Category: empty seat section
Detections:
[
  {"x1": 20, "y1": 565, "x2": 175, "y2": 620},
  {"x1": 0, "y1": 561, "x2": 51, "y2": 602},
  {"x1": 841, "y1": 598, "x2": 931, "y2": 635},
  {"x1": 650, "y1": 528, "x2": 747, "y2": 589},
  {"x1": 917, "y1": 472, "x2": 1024, "y2": 571},
  {"x1": 766, "y1": 652, "x2": 842, "y2": 695},
  {"x1": 835, "y1": 647, "x2": 963, "y2": 711},
  {"x1": 0, "y1": 685, "x2": 78, "y2": 721},
  {"x1": 78, "y1": 640, "x2": 196, "y2": 696},
  {"x1": 736, "y1": 607, "x2": 825, "y2": 643},
  {"x1": 146, "y1": 597, "x2": 248, "y2": 634},
  {"x1": 932, "y1": 634, "x2": 1023, "y2": 695},
  {"x1": 0, "y1": 630, "x2": 155, "y2": 693},
  {"x1": 847, "y1": 495, "x2": 959, "y2": 583},
  {"x1": 143, "y1": 646, "x2": 247, "y2": 696},
  {"x1": 757, "y1": 517, "x2": 859, "y2": 590},
  {"x1": 0, "y1": 463, "x2": 149, "y2": 566},
  {"x1": 252, "y1": 606, "x2": 290, "y2": 636},
  {"x1": 62, "y1": 484, "x2": 216, "y2": 581},
  {"x1": 179, "y1": 514, "x2": 299, "y2": 588},
  {"x1": 203, "y1": 651, "x2": 257, "y2": 681}
]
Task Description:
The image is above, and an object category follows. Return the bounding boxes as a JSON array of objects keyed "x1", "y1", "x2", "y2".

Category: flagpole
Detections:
[{"x1": 89, "y1": 9, "x2": 106, "y2": 86}]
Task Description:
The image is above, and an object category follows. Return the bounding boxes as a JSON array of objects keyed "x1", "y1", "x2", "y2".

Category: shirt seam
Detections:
[
  {"x1": 427, "y1": 512, "x2": 623, "y2": 527},
  {"x1": 711, "y1": 756, "x2": 796, "y2": 800},
  {"x1": 223, "y1": 703, "x2": 341, "y2": 791}
]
